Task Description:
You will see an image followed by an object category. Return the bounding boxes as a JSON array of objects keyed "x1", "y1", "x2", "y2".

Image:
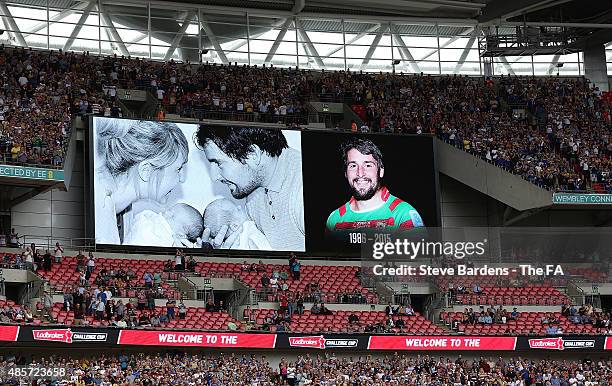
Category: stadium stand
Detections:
[
  {"x1": 442, "y1": 308, "x2": 610, "y2": 336},
  {"x1": 0, "y1": 45, "x2": 609, "y2": 192},
  {"x1": 2, "y1": 248, "x2": 609, "y2": 337}
]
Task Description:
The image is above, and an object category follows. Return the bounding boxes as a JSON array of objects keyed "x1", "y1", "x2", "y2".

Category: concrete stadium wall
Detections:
[
  {"x1": 10, "y1": 142, "x2": 86, "y2": 249},
  {"x1": 438, "y1": 174, "x2": 505, "y2": 228}
]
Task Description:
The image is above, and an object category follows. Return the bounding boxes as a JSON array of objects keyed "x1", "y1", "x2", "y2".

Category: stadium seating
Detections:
[
  {"x1": 253, "y1": 309, "x2": 446, "y2": 334},
  {"x1": 197, "y1": 262, "x2": 376, "y2": 302},
  {"x1": 36, "y1": 256, "x2": 179, "y2": 299},
  {"x1": 453, "y1": 287, "x2": 570, "y2": 306},
  {"x1": 48, "y1": 302, "x2": 238, "y2": 330},
  {"x1": 441, "y1": 311, "x2": 606, "y2": 335}
]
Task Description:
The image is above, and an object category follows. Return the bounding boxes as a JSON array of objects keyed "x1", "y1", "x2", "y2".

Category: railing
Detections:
[
  {"x1": 177, "y1": 275, "x2": 199, "y2": 301},
  {"x1": 254, "y1": 289, "x2": 375, "y2": 304},
  {"x1": 172, "y1": 108, "x2": 308, "y2": 126},
  {"x1": 19, "y1": 279, "x2": 44, "y2": 306},
  {"x1": 227, "y1": 287, "x2": 251, "y2": 320},
  {"x1": 16, "y1": 236, "x2": 96, "y2": 251},
  {"x1": 0, "y1": 156, "x2": 64, "y2": 169}
]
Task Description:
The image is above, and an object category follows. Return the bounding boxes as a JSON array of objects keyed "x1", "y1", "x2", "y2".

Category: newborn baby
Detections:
[
  {"x1": 203, "y1": 198, "x2": 271, "y2": 250},
  {"x1": 124, "y1": 203, "x2": 203, "y2": 248}
]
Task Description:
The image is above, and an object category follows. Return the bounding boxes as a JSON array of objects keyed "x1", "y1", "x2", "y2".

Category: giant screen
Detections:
[{"x1": 91, "y1": 117, "x2": 438, "y2": 255}]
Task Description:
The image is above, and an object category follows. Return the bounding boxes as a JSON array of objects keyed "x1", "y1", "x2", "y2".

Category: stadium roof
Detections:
[{"x1": 0, "y1": 0, "x2": 610, "y2": 72}]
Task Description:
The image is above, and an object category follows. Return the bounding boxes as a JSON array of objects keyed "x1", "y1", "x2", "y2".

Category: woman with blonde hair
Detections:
[{"x1": 94, "y1": 118, "x2": 189, "y2": 244}]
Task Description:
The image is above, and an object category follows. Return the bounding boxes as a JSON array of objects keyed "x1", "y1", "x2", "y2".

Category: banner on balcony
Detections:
[
  {"x1": 0, "y1": 165, "x2": 64, "y2": 181},
  {"x1": 117, "y1": 330, "x2": 277, "y2": 349},
  {"x1": 367, "y1": 336, "x2": 517, "y2": 350},
  {"x1": 552, "y1": 193, "x2": 612, "y2": 205}
]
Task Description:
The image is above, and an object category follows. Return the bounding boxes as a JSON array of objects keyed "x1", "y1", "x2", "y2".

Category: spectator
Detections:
[
  {"x1": 510, "y1": 307, "x2": 520, "y2": 319},
  {"x1": 290, "y1": 258, "x2": 301, "y2": 280},
  {"x1": 9, "y1": 229, "x2": 19, "y2": 247},
  {"x1": 296, "y1": 293, "x2": 304, "y2": 315},
  {"x1": 54, "y1": 242, "x2": 64, "y2": 264},
  {"x1": 75, "y1": 250, "x2": 86, "y2": 272},
  {"x1": 42, "y1": 249, "x2": 52, "y2": 272},
  {"x1": 385, "y1": 302, "x2": 395, "y2": 316},
  {"x1": 153, "y1": 271, "x2": 162, "y2": 289},
  {"x1": 261, "y1": 273, "x2": 270, "y2": 288},
  {"x1": 42, "y1": 290, "x2": 53, "y2": 316},
  {"x1": 143, "y1": 271, "x2": 153, "y2": 288},
  {"x1": 86, "y1": 252, "x2": 95, "y2": 276},
  {"x1": 178, "y1": 302, "x2": 187, "y2": 319},
  {"x1": 174, "y1": 249, "x2": 184, "y2": 270},
  {"x1": 205, "y1": 299, "x2": 216, "y2": 312},
  {"x1": 243, "y1": 305, "x2": 253, "y2": 322}
]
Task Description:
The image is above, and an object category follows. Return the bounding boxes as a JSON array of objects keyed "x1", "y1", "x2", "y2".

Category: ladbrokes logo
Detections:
[
  {"x1": 289, "y1": 336, "x2": 326, "y2": 349},
  {"x1": 33, "y1": 329, "x2": 107, "y2": 344},
  {"x1": 33, "y1": 329, "x2": 73, "y2": 343},
  {"x1": 528, "y1": 337, "x2": 595, "y2": 350},
  {"x1": 288, "y1": 336, "x2": 358, "y2": 349}
]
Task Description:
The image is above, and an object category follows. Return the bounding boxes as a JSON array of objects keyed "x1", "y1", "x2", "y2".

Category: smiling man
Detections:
[
  {"x1": 195, "y1": 126, "x2": 305, "y2": 251},
  {"x1": 326, "y1": 137, "x2": 424, "y2": 238}
]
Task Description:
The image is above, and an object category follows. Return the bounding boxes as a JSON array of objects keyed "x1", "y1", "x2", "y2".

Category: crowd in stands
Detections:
[
  {"x1": 320, "y1": 72, "x2": 610, "y2": 192},
  {"x1": 563, "y1": 304, "x2": 611, "y2": 329},
  {"x1": 446, "y1": 304, "x2": 612, "y2": 335},
  {"x1": 0, "y1": 46, "x2": 75, "y2": 167},
  {"x1": 1, "y1": 45, "x2": 609, "y2": 191},
  {"x1": 1, "y1": 352, "x2": 611, "y2": 385}
]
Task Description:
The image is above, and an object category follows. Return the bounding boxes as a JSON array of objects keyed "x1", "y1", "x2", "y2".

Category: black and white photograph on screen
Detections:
[{"x1": 92, "y1": 117, "x2": 305, "y2": 252}]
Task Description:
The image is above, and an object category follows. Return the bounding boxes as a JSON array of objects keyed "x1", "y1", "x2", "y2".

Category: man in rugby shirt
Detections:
[{"x1": 326, "y1": 137, "x2": 424, "y2": 239}]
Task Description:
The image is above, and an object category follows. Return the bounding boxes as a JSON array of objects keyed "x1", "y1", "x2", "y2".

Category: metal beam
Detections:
[
  {"x1": 391, "y1": 25, "x2": 420, "y2": 73},
  {"x1": 478, "y1": 0, "x2": 554, "y2": 23},
  {"x1": 261, "y1": 0, "x2": 303, "y2": 65},
  {"x1": 360, "y1": 24, "x2": 387, "y2": 71},
  {"x1": 499, "y1": 0, "x2": 574, "y2": 21},
  {"x1": 499, "y1": 56, "x2": 516, "y2": 75},
  {"x1": 264, "y1": 17, "x2": 293, "y2": 64},
  {"x1": 164, "y1": 10, "x2": 196, "y2": 61},
  {"x1": 418, "y1": 26, "x2": 474, "y2": 62},
  {"x1": 0, "y1": 0, "x2": 27, "y2": 47},
  {"x1": 546, "y1": 54, "x2": 561, "y2": 75},
  {"x1": 503, "y1": 21, "x2": 612, "y2": 28},
  {"x1": 10, "y1": 185, "x2": 55, "y2": 208},
  {"x1": 124, "y1": 31, "x2": 148, "y2": 47},
  {"x1": 453, "y1": 27, "x2": 479, "y2": 73},
  {"x1": 98, "y1": 0, "x2": 478, "y2": 25},
  {"x1": 25, "y1": 1, "x2": 90, "y2": 36},
  {"x1": 98, "y1": 1, "x2": 129, "y2": 56},
  {"x1": 322, "y1": 23, "x2": 380, "y2": 58},
  {"x1": 225, "y1": 18, "x2": 287, "y2": 53},
  {"x1": 63, "y1": 1, "x2": 97, "y2": 51},
  {"x1": 200, "y1": 19, "x2": 229, "y2": 65},
  {"x1": 297, "y1": 25, "x2": 325, "y2": 69}
]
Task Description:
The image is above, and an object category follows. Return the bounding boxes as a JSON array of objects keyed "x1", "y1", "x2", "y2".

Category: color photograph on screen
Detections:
[
  {"x1": 92, "y1": 117, "x2": 305, "y2": 252},
  {"x1": 302, "y1": 132, "x2": 439, "y2": 254}
]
